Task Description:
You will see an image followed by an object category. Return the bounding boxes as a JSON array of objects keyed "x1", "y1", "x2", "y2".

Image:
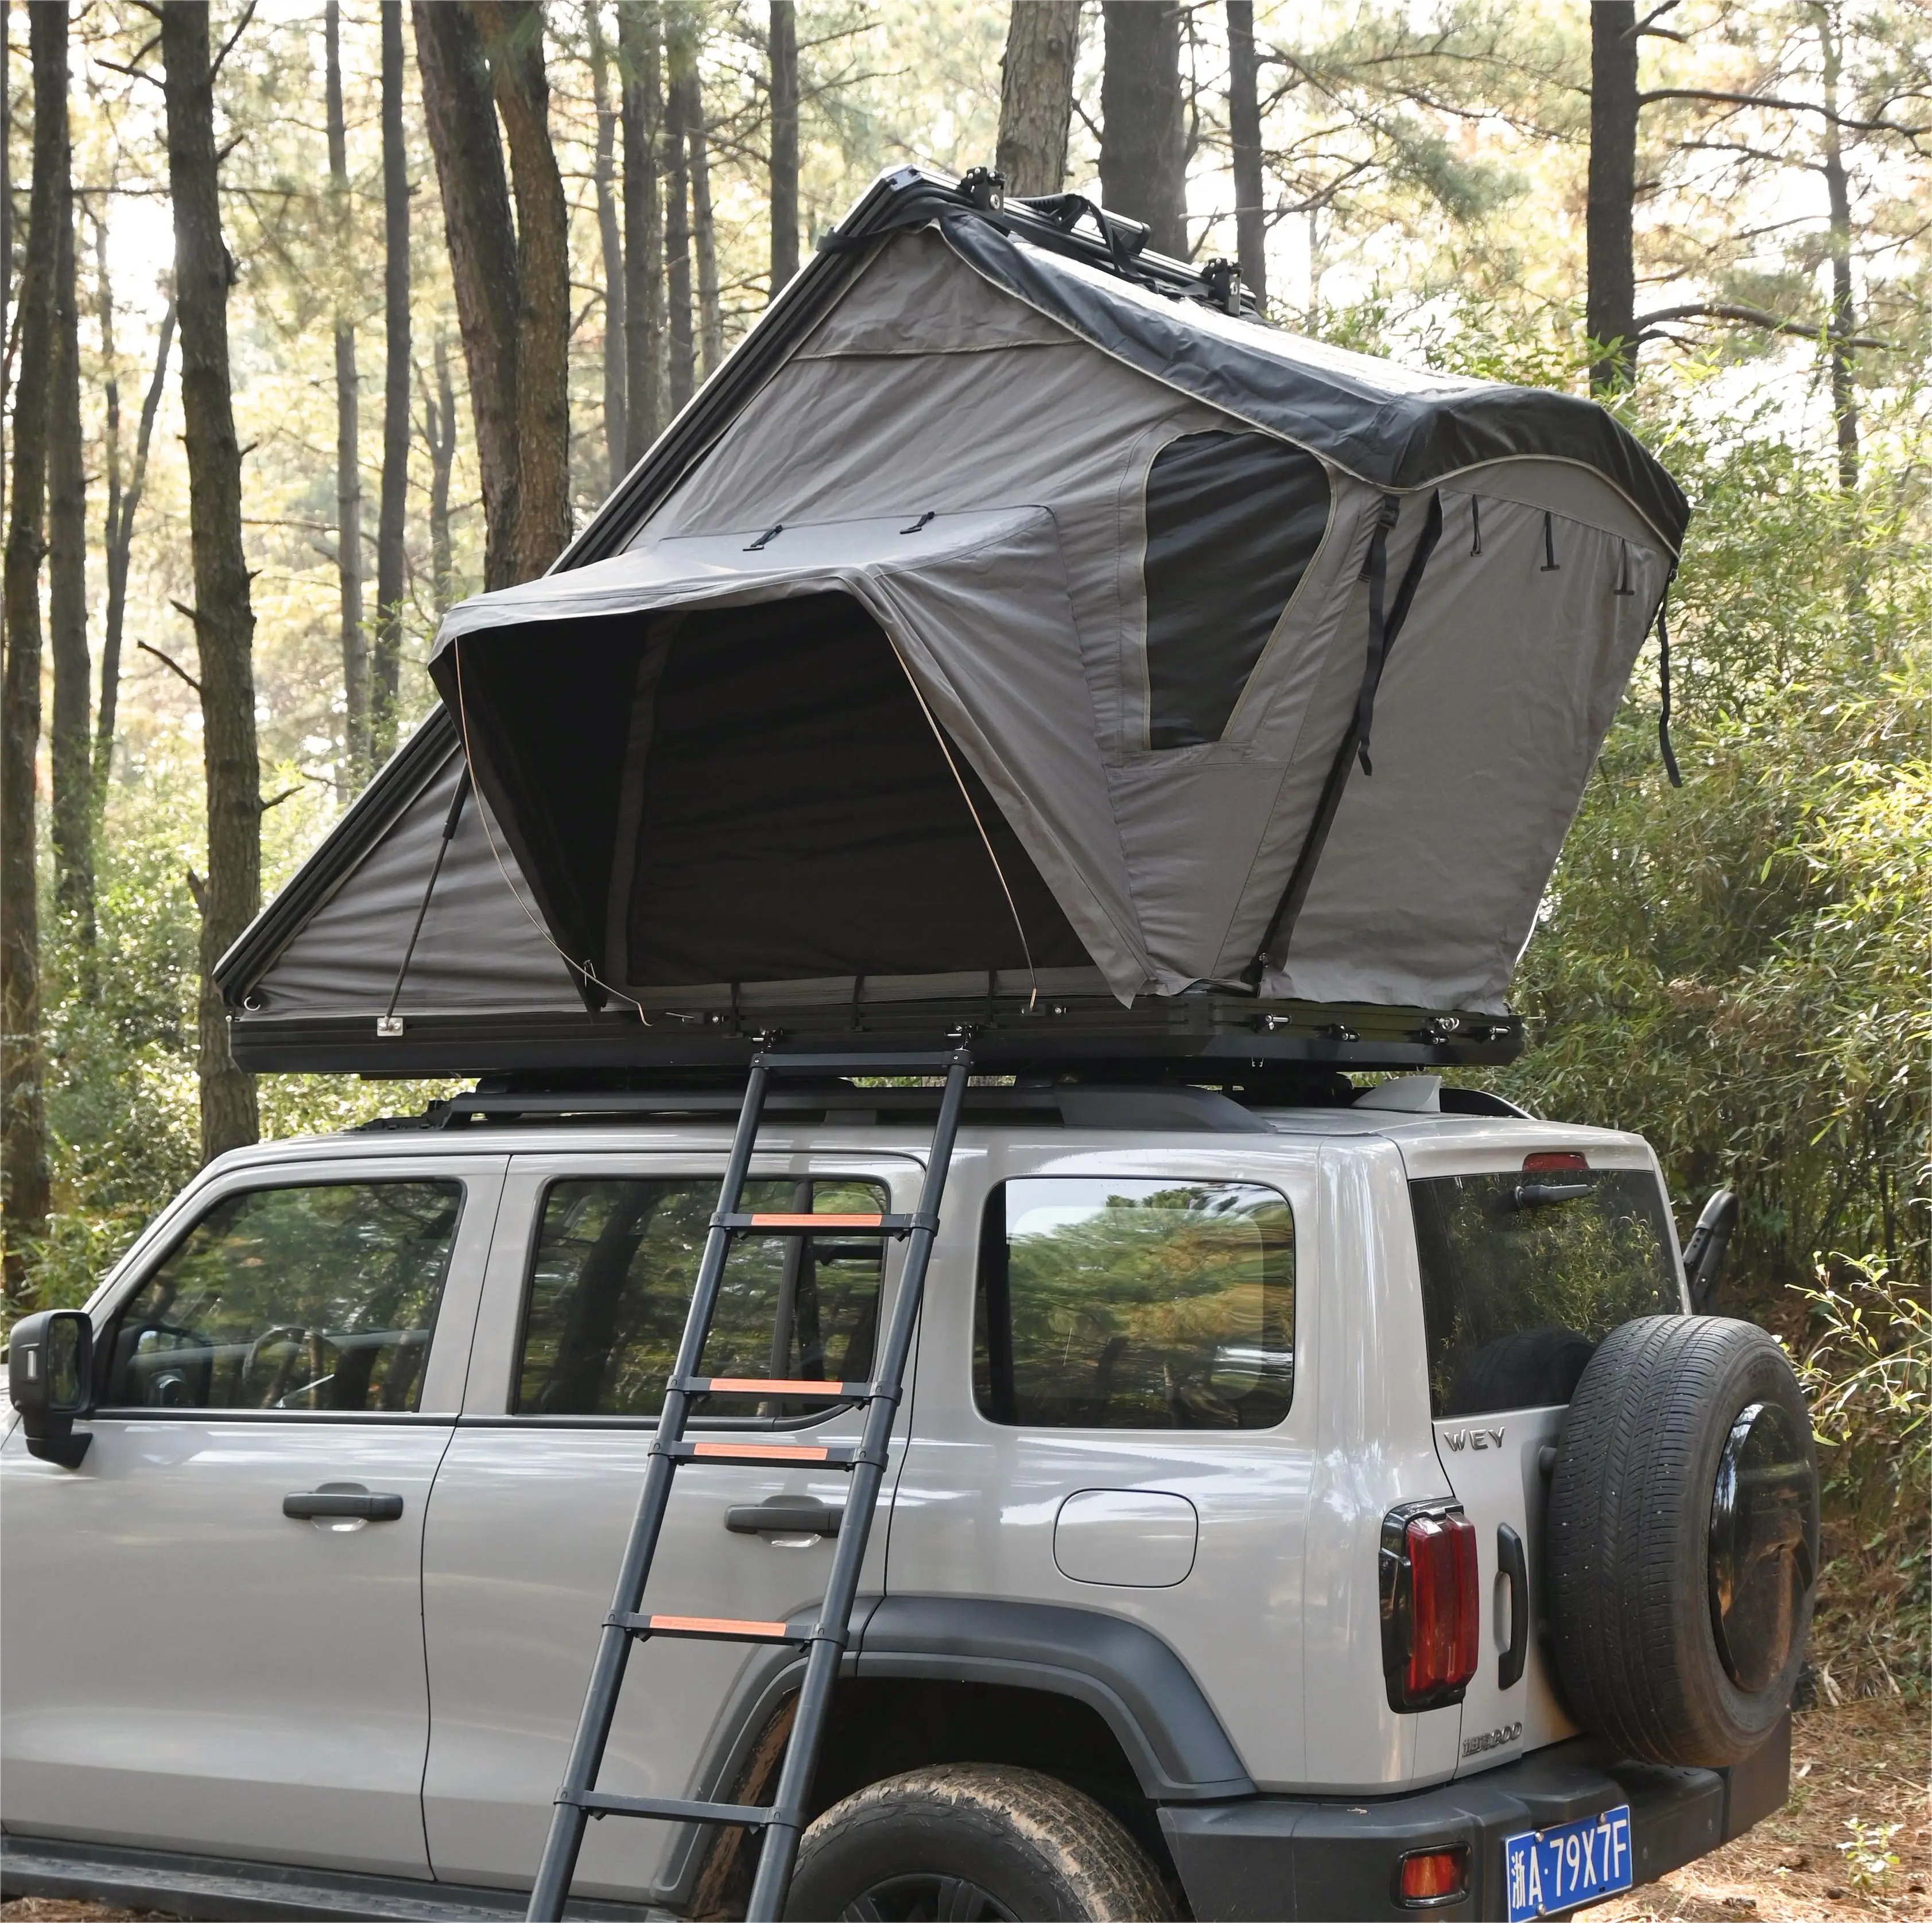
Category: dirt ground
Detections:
[{"x1": 2, "y1": 1699, "x2": 1924, "y2": 1922}]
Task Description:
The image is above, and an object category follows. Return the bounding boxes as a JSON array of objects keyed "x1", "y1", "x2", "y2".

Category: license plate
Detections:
[{"x1": 1504, "y1": 1804, "x2": 1634, "y2": 1921}]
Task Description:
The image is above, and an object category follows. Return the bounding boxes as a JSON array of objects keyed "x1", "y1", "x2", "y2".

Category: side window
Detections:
[
  {"x1": 974, "y1": 1178, "x2": 1295, "y2": 1429},
  {"x1": 1143, "y1": 431, "x2": 1331, "y2": 748},
  {"x1": 104, "y1": 1181, "x2": 463, "y2": 1413},
  {"x1": 515, "y1": 1178, "x2": 887, "y2": 1419}
]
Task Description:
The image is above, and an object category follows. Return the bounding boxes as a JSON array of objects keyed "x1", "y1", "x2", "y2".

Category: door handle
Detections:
[
  {"x1": 1498, "y1": 1521, "x2": 1530, "y2": 1689},
  {"x1": 284, "y1": 1488, "x2": 405, "y2": 1522},
  {"x1": 726, "y1": 1498, "x2": 842, "y2": 1537}
]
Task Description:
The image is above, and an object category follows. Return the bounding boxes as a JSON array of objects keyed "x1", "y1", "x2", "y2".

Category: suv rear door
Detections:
[
  {"x1": 1397, "y1": 1137, "x2": 1684, "y2": 1775},
  {"x1": 419, "y1": 1145, "x2": 921, "y2": 1907}
]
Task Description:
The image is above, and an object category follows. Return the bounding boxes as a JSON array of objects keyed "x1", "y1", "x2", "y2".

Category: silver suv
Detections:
[{"x1": 2, "y1": 1071, "x2": 1815, "y2": 1921}]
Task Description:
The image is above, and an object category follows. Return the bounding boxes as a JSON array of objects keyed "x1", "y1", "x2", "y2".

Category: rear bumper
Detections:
[{"x1": 1159, "y1": 1716, "x2": 1789, "y2": 1922}]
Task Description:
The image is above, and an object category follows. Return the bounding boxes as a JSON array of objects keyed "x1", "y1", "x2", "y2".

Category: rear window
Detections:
[{"x1": 1409, "y1": 1166, "x2": 1679, "y2": 1419}]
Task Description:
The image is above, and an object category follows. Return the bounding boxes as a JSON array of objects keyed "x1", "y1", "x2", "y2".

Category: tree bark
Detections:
[
  {"x1": 1, "y1": 0, "x2": 62, "y2": 1304},
  {"x1": 1815, "y1": 3, "x2": 1859, "y2": 490},
  {"x1": 687, "y1": 65, "x2": 721, "y2": 379},
  {"x1": 471, "y1": 0, "x2": 573, "y2": 581},
  {"x1": 664, "y1": 13, "x2": 695, "y2": 410},
  {"x1": 324, "y1": 1, "x2": 368, "y2": 778},
  {"x1": 996, "y1": 0, "x2": 1080, "y2": 199},
  {"x1": 589, "y1": 0, "x2": 627, "y2": 489},
  {"x1": 422, "y1": 331, "x2": 457, "y2": 612},
  {"x1": 96, "y1": 301, "x2": 174, "y2": 810},
  {"x1": 161, "y1": 0, "x2": 261, "y2": 1164},
  {"x1": 1586, "y1": 0, "x2": 1639, "y2": 394},
  {"x1": 1225, "y1": 0, "x2": 1265, "y2": 305},
  {"x1": 1100, "y1": 1, "x2": 1187, "y2": 256},
  {"x1": 374, "y1": 0, "x2": 412, "y2": 760},
  {"x1": 619, "y1": 0, "x2": 665, "y2": 459},
  {"x1": 768, "y1": 0, "x2": 798, "y2": 293},
  {"x1": 414, "y1": 0, "x2": 521, "y2": 591},
  {"x1": 47, "y1": 84, "x2": 92, "y2": 946}
]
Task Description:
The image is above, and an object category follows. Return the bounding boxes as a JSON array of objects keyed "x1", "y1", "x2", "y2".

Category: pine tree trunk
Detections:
[
  {"x1": 1, "y1": 0, "x2": 62, "y2": 1304},
  {"x1": 425, "y1": 331, "x2": 457, "y2": 612},
  {"x1": 1586, "y1": 0, "x2": 1638, "y2": 394},
  {"x1": 48, "y1": 95, "x2": 94, "y2": 947},
  {"x1": 97, "y1": 303, "x2": 174, "y2": 810},
  {"x1": 619, "y1": 0, "x2": 665, "y2": 459},
  {"x1": 688, "y1": 71, "x2": 721, "y2": 379},
  {"x1": 374, "y1": 0, "x2": 412, "y2": 761},
  {"x1": 664, "y1": 14, "x2": 695, "y2": 410},
  {"x1": 996, "y1": 0, "x2": 1080, "y2": 199},
  {"x1": 589, "y1": 1, "x2": 627, "y2": 488},
  {"x1": 1225, "y1": 0, "x2": 1265, "y2": 305},
  {"x1": 471, "y1": 0, "x2": 573, "y2": 581},
  {"x1": 414, "y1": 0, "x2": 521, "y2": 591},
  {"x1": 768, "y1": 0, "x2": 798, "y2": 293},
  {"x1": 160, "y1": 0, "x2": 261, "y2": 1164},
  {"x1": 1099, "y1": 1, "x2": 1187, "y2": 256},
  {"x1": 325, "y1": 1, "x2": 368, "y2": 779},
  {"x1": 1817, "y1": 4, "x2": 1858, "y2": 491}
]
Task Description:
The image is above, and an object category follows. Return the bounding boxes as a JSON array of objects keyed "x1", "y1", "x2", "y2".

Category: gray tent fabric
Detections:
[
  {"x1": 227, "y1": 184, "x2": 1687, "y2": 1054},
  {"x1": 421, "y1": 224, "x2": 1676, "y2": 1015}
]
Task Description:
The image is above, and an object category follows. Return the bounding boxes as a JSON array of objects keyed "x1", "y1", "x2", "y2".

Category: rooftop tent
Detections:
[{"x1": 218, "y1": 166, "x2": 1689, "y2": 1074}]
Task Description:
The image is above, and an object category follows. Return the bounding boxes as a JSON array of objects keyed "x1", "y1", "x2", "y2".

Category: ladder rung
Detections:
[
  {"x1": 756, "y1": 1050, "x2": 964, "y2": 1074},
  {"x1": 681, "y1": 1376, "x2": 873, "y2": 1400},
  {"x1": 666, "y1": 1438, "x2": 860, "y2": 1467},
  {"x1": 565, "y1": 1789, "x2": 783, "y2": 1828},
  {"x1": 609, "y1": 1611, "x2": 810, "y2": 1644},
  {"x1": 720, "y1": 1211, "x2": 922, "y2": 1235}
]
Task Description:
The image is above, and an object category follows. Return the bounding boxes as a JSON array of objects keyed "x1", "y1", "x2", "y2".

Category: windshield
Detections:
[{"x1": 1409, "y1": 1166, "x2": 1680, "y2": 1419}]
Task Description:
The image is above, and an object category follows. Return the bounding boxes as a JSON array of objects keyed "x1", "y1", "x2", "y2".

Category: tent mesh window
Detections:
[
  {"x1": 456, "y1": 592, "x2": 1090, "y2": 990},
  {"x1": 1142, "y1": 432, "x2": 1332, "y2": 749}
]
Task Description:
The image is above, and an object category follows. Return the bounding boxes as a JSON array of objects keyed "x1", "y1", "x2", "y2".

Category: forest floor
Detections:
[{"x1": 1, "y1": 1699, "x2": 1923, "y2": 1923}]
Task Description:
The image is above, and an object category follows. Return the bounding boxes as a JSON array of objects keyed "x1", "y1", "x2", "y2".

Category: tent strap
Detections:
[
  {"x1": 380, "y1": 765, "x2": 471, "y2": 1035},
  {"x1": 1243, "y1": 490, "x2": 1444, "y2": 986}
]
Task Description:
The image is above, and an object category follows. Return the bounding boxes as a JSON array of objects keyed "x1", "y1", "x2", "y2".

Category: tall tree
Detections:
[
  {"x1": 415, "y1": 0, "x2": 521, "y2": 590},
  {"x1": 421, "y1": 332, "x2": 458, "y2": 613},
  {"x1": 664, "y1": 11, "x2": 695, "y2": 408},
  {"x1": 1100, "y1": 1, "x2": 1187, "y2": 255},
  {"x1": 686, "y1": 59, "x2": 720, "y2": 378},
  {"x1": 1, "y1": 1, "x2": 63, "y2": 1304},
  {"x1": 94, "y1": 279, "x2": 176, "y2": 811},
  {"x1": 374, "y1": 0, "x2": 412, "y2": 758},
  {"x1": 1586, "y1": 0, "x2": 1639, "y2": 393},
  {"x1": 1815, "y1": 2, "x2": 1859, "y2": 490},
  {"x1": 160, "y1": 0, "x2": 262, "y2": 1163},
  {"x1": 619, "y1": 0, "x2": 665, "y2": 457},
  {"x1": 46, "y1": 72, "x2": 92, "y2": 946},
  {"x1": 471, "y1": 0, "x2": 573, "y2": 580},
  {"x1": 589, "y1": 0, "x2": 627, "y2": 488},
  {"x1": 1225, "y1": 0, "x2": 1266, "y2": 305},
  {"x1": 996, "y1": 0, "x2": 1081, "y2": 199},
  {"x1": 768, "y1": 0, "x2": 798, "y2": 293},
  {"x1": 324, "y1": 1, "x2": 369, "y2": 776}
]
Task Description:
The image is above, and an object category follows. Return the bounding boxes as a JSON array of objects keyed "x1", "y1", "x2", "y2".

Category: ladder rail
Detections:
[
  {"x1": 743, "y1": 1049, "x2": 972, "y2": 1920},
  {"x1": 526, "y1": 1060, "x2": 771, "y2": 1921}
]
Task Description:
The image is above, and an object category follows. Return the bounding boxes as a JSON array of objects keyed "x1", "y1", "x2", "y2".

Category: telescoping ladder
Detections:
[{"x1": 526, "y1": 1046, "x2": 975, "y2": 1923}]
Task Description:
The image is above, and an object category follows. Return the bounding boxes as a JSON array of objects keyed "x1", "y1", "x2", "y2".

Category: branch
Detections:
[
  {"x1": 137, "y1": 639, "x2": 203, "y2": 694},
  {"x1": 168, "y1": 597, "x2": 205, "y2": 631},
  {"x1": 1633, "y1": 302, "x2": 1890, "y2": 349},
  {"x1": 258, "y1": 785, "x2": 302, "y2": 813},
  {"x1": 1638, "y1": 87, "x2": 1928, "y2": 139},
  {"x1": 210, "y1": 0, "x2": 258, "y2": 84},
  {"x1": 184, "y1": 867, "x2": 207, "y2": 914}
]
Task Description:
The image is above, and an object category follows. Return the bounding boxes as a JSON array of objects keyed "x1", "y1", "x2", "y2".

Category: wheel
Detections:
[
  {"x1": 783, "y1": 1763, "x2": 1173, "y2": 1922},
  {"x1": 1546, "y1": 1315, "x2": 1819, "y2": 1766}
]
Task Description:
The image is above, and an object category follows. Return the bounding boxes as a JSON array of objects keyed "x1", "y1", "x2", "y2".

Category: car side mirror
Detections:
[
  {"x1": 7, "y1": 1309, "x2": 95, "y2": 1466},
  {"x1": 1681, "y1": 1190, "x2": 1738, "y2": 1315}
]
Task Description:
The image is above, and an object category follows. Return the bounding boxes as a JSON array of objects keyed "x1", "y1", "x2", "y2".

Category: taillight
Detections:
[
  {"x1": 1380, "y1": 1502, "x2": 1480, "y2": 1711},
  {"x1": 1523, "y1": 1151, "x2": 1588, "y2": 1173},
  {"x1": 1396, "y1": 1845, "x2": 1470, "y2": 1906}
]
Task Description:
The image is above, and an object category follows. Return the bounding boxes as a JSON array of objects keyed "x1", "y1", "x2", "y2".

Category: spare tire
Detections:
[{"x1": 1546, "y1": 1315, "x2": 1818, "y2": 1767}]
